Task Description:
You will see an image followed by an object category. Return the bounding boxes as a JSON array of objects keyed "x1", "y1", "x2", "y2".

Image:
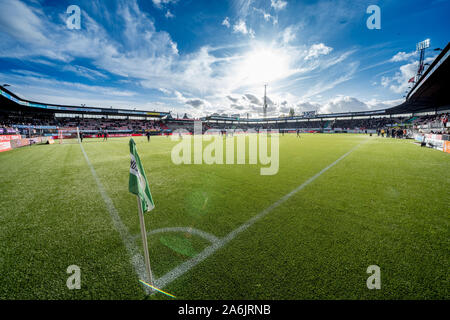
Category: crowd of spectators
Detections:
[
  {"x1": 0, "y1": 123, "x2": 18, "y2": 135},
  {"x1": 412, "y1": 113, "x2": 449, "y2": 134},
  {"x1": 1, "y1": 113, "x2": 54, "y2": 132},
  {"x1": 56, "y1": 117, "x2": 164, "y2": 133},
  {"x1": 1, "y1": 112, "x2": 449, "y2": 136},
  {"x1": 376, "y1": 128, "x2": 410, "y2": 139},
  {"x1": 330, "y1": 117, "x2": 406, "y2": 130}
]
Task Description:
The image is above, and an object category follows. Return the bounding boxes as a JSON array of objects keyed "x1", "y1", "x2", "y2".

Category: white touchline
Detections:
[
  {"x1": 154, "y1": 139, "x2": 369, "y2": 290},
  {"x1": 79, "y1": 143, "x2": 152, "y2": 293}
]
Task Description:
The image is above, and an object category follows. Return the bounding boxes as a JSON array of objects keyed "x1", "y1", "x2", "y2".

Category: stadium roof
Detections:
[
  {"x1": 0, "y1": 85, "x2": 170, "y2": 118},
  {"x1": 387, "y1": 42, "x2": 450, "y2": 114}
]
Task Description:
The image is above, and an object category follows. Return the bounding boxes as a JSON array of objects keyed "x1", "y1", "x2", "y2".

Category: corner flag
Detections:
[
  {"x1": 129, "y1": 138, "x2": 155, "y2": 212},
  {"x1": 129, "y1": 138, "x2": 155, "y2": 287}
]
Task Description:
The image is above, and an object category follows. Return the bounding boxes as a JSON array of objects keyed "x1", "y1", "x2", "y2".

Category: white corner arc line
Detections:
[
  {"x1": 79, "y1": 143, "x2": 152, "y2": 293},
  {"x1": 155, "y1": 140, "x2": 368, "y2": 289}
]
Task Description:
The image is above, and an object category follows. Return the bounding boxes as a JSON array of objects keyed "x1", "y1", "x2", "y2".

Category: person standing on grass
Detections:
[
  {"x1": 79, "y1": 132, "x2": 84, "y2": 143},
  {"x1": 146, "y1": 131, "x2": 151, "y2": 142}
]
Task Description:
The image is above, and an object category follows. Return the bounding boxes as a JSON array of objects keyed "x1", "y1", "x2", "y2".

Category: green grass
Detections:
[{"x1": 0, "y1": 134, "x2": 448, "y2": 300}]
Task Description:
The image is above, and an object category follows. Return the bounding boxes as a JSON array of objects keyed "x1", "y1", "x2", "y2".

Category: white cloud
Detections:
[
  {"x1": 222, "y1": 17, "x2": 230, "y2": 28},
  {"x1": 366, "y1": 98, "x2": 403, "y2": 109},
  {"x1": 281, "y1": 26, "x2": 296, "y2": 44},
  {"x1": 0, "y1": 0, "x2": 47, "y2": 44},
  {"x1": 62, "y1": 65, "x2": 108, "y2": 80},
  {"x1": 317, "y1": 96, "x2": 401, "y2": 114},
  {"x1": 380, "y1": 58, "x2": 436, "y2": 94},
  {"x1": 1, "y1": 70, "x2": 136, "y2": 101},
  {"x1": 172, "y1": 90, "x2": 208, "y2": 110},
  {"x1": 214, "y1": 91, "x2": 401, "y2": 118},
  {"x1": 296, "y1": 101, "x2": 321, "y2": 113},
  {"x1": 304, "y1": 43, "x2": 333, "y2": 60},
  {"x1": 226, "y1": 95, "x2": 239, "y2": 103},
  {"x1": 390, "y1": 51, "x2": 417, "y2": 62},
  {"x1": 232, "y1": 19, "x2": 255, "y2": 38},
  {"x1": 185, "y1": 99, "x2": 205, "y2": 108},
  {"x1": 152, "y1": 0, "x2": 178, "y2": 9},
  {"x1": 244, "y1": 93, "x2": 261, "y2": 105},
  {"x1": 320, "y1": 96, "x2": 368, "y2": 113},
  {"x1": 10, "y1": 69, "x2": 48, "y2": 78},
  {"x1": 233, "y1": 0, "x2": 254, "y2": 18},
  {"x1": 158, "y1": 88, "x2": 171, "y2": 95},
  {"x1": 0, "y1": 0, "x2": 179, "y2": 63},
  {"x1": 271, "y1": 0, "x2": 287, "y2": 11},
  {"x1": 165, "y1": 10, "x2": 175, "y2": 19},
  {"x1": 300, "y1": 61, "x2": 359, "y2": 99},
  {"x1": 253, "y1": 7, "x2": 278, "y2": 25}
]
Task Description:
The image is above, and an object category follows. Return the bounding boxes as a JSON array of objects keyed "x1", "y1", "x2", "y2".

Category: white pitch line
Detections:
[
  {"x1": 79, "y1": 143, "x2": 152, "y2": 292},
  {"x1": 133, "y1": 227, "x2": 220, "y2": 244},
  {"x1": 155, "y1": 140, "x2": 368, "y2": 289}
]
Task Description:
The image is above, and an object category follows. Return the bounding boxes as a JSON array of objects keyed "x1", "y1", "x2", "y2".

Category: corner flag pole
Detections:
[
  {"x1": 137, "y1": 195, "x2": 154, "y2": 286},
  {"x1": 129, "y1": 138, "x2": 156, "y2": 289}
]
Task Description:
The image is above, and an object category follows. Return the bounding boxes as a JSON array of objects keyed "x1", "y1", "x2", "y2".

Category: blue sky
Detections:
[{"x1": 0, "y1": 0, "x2": 448, "y2": 117}]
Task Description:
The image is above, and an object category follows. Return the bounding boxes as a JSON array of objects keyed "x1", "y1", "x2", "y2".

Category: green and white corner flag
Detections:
[{"x1": 129, "y1": 138, "x2": 154, "y2": 212}]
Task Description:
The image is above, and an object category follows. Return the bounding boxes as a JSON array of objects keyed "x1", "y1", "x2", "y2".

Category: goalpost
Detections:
[{"x1": 57, "y1": 127, "x2": 80, "y2": 144}]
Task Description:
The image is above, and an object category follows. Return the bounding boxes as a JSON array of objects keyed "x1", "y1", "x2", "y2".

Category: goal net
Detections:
[{"x1": 57, "y1": 127, "x2": 80, "y2": 144}]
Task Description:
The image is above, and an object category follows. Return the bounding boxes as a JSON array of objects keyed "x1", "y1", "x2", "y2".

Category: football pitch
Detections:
[{"x1": 0, "y1": 134, "x2": 448, "y2": 300}]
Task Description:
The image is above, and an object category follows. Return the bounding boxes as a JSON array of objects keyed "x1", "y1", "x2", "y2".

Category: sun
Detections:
[{"x1": 234, "y1": 45, "x2": 293, "y2": 86}]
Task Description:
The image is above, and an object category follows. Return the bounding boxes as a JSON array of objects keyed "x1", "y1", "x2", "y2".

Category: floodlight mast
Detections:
[
  {"x1": 263, "y1": 84, "x2": 268, "y2": 119},
  {"x1": 415, "y1": 38, "x2": 430, "y2": 82}
]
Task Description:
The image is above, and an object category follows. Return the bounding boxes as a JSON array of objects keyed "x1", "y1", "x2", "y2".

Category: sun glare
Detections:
[{"x1": 235, "y1": 46, "x2": 292, "y2": 86}]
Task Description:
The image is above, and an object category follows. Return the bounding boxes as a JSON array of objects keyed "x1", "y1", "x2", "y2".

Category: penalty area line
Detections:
[{"x1": 154, "y1": 139, "x2": 369, "y2": 289}]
